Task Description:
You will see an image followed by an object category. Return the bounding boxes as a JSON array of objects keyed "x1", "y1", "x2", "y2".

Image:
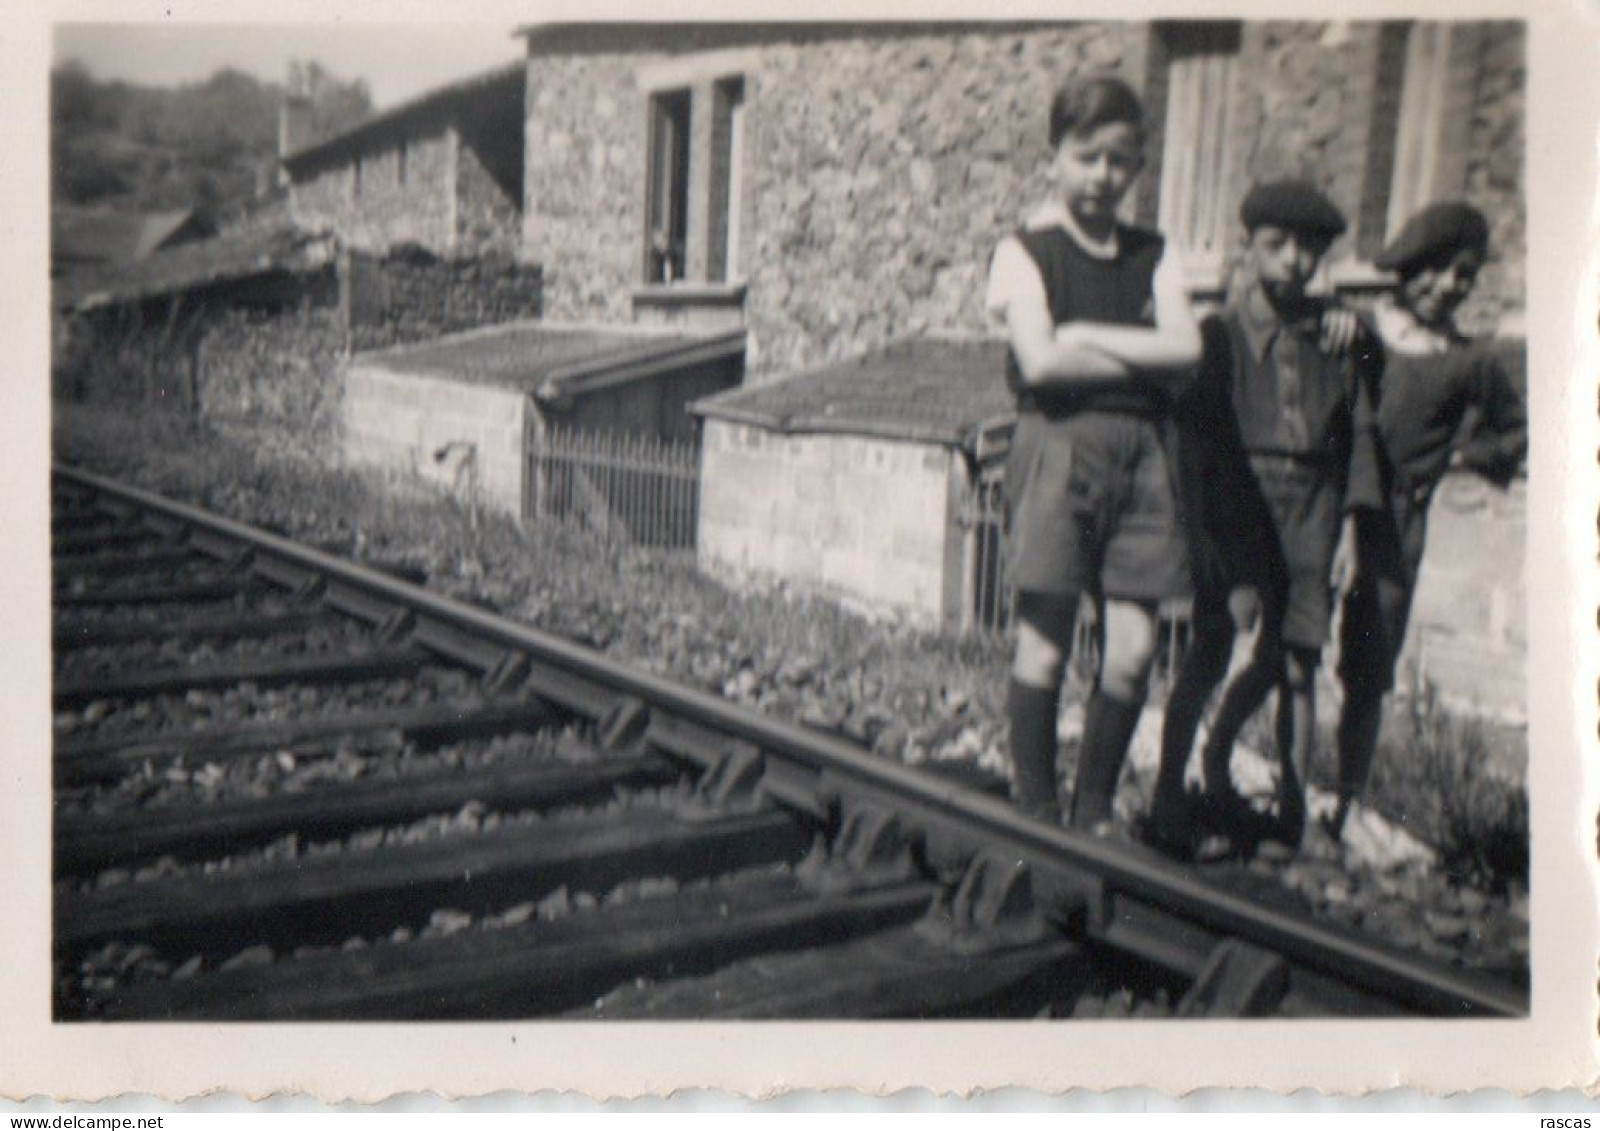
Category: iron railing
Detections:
[{"x1": 527, "y1": 425, "x2": 700, "y2": 551}]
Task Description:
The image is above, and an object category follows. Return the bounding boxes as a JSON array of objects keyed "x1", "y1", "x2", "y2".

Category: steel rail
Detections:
[{"x1": 53, "y1": 464, "x2": 1527, "y2": 1018}]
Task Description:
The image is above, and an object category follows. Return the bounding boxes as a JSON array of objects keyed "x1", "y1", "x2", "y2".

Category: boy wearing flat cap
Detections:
[
  {"x1": 1330, "y1": 202, "x2": 1527, "y2": 840},
  {"x1": 1149, "y1": 179, "x2": 1384, "y2": 856}
]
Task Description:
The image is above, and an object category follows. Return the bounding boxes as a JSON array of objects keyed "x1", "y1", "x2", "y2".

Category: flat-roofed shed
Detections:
[{"x1": 690, "y1": 336, "x2": 1014, "y2": 630}]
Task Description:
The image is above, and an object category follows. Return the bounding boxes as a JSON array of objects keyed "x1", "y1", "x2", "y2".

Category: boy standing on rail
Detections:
[
  {"x1": 1331, "y1": 202, "x2": 1527, "y2": 841},
  {"x1": 1147, "y1": 181, "x2": 1384, "y2": 856},
  {"x1": 984, "y1": 74, "x2": 1201, "y2": 832}
]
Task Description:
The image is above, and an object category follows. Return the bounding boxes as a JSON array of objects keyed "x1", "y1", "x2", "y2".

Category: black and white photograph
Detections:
[{"x1": 7, "y1": 0, "x2": 1598, "y2": 1103}]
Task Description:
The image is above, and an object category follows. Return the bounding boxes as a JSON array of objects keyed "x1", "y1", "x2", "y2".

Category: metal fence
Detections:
[
  {"x1": 959, "y1": 463, "x2": 1194, "y2": 682},
  {"x1": 527, "y1": 425, "x2": 700, "y2": 551}
]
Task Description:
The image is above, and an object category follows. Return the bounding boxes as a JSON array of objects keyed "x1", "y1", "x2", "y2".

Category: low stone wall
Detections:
[
  {"x1": 341, "y1": 362, "x2": 529, "y2": 515},
  {"x1": 196, "y1": 305, "x2": 347, "y2": 454},
  {"x1": 344, "y1": 249, "x2": 543, "y2": 353},
  {"x1": 1400, "y1": 472, "x2": 1526, "y2": 721},
  {"x1": 55, "y1": 298, "x2": 347, "y2": 457},
  {"x1": 697, "y1": 419, "x2": 960, "y2": 624}
]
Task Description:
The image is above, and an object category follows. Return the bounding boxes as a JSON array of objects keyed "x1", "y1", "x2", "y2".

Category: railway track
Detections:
[{"x1": 50, "y1": 465, "x2": 1528, "y2": 1021}]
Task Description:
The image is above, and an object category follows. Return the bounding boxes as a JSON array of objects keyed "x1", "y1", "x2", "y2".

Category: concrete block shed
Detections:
[
  {"x1": 691, "y1": 336, "x2": 1013, "y2": 629},
  {"x1": 692, "y1": 333, "x2": 1527, "y2": 720},
  {"x1": 343, "y1": 320, "x2": 745, "y2": 516}
]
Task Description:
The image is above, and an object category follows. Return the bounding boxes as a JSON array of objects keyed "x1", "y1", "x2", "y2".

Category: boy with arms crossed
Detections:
[{"x1": 985, "y1": 75, "x2": 1201, "y2": 831}]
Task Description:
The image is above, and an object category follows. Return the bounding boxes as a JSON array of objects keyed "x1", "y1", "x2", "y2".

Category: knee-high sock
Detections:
[
  {"x1": 1334, "y1": 684, "x2": 1385, "y2": 826},
  {"x1": 1071, "y1": 692, "x2": 1143, "y2": 829},
  {"x1": 1008, "y1": 678, "x2": 1062, "y2": 820}
]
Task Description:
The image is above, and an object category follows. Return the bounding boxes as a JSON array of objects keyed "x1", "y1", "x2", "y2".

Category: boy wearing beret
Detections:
[
  {"x1": 1148, "y1": 179, "x2": 1384, "y2": 855},
  {"x1": 1331, "y1": 202, "x2": 1527, "y2": 840},
  {"x1": 985, "y1": 74, "x2": 1201, "y2": 831}
]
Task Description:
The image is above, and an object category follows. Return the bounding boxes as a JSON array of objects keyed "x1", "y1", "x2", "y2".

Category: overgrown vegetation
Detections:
[
  {"x1": 54, "y1": 404, "x2": 1013, "y2": 779},
  {"x1": 1358, "y1": 685, "x2": 1528, "y2": 892},
  {"x1": 52, "y1": 59, "x2": 371, "y2": 219},
  {"x1": 1243, "y1": 681, "x2": 1531, "y2": 893}
]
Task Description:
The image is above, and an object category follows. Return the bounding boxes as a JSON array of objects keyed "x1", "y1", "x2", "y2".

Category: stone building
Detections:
[
  {"x1": 494, "y1": 18, "x2": 1520, "y2": 715},
  {"x1": 518, "y1": 20, "x2": 1525, "y2": 375},
  {"x1": 283, "y1": 63, "x2": 525, "y2": 258},
  {"x1": 293, "y1": 19, "x2": 1526, "y2": 712}
]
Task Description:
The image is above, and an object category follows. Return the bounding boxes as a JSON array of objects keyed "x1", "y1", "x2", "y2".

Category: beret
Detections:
[
  {"x1": 1239, "y1": 179, "x2": 1347, "y2": 240},
  {"x1": 1375, "y1": 202, "x2": 1490, "y2": 273}
]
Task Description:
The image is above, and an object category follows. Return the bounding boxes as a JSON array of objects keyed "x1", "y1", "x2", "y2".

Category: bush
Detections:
[
  {"x1": 1385, "y1": 684, "x2": 1528, "y2": 891},
  {"x1": 1242, "y1": 680, "x2": 1527, "y2": 892}
]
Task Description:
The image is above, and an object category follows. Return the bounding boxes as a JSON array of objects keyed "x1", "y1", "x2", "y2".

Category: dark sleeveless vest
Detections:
[{"x1": 1003, "y1": 223, "x2": 1168, "y2": 417}]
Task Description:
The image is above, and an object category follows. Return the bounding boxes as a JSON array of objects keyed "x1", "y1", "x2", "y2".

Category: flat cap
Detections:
[
  {"x1": 1240, "y1": 179, "x2": 1347, "y2": 240},
  {"x1": 1375, "y1": 202, "x2": 1490, "y2": 273}
]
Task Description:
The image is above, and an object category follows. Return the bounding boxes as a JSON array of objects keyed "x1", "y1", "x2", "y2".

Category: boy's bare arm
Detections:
[
  {"x1": 1007, "y1": 292, "x2": 1131, "y2": 387},
  {"x1": 988, "y1": 238, "x2": 1132, "y2": 388},
  {"x1": 1054, "y1": 245, "x2": 1202, "y2": 379}
]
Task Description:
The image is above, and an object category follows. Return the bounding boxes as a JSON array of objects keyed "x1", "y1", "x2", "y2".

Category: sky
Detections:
[{"x1": 52, "y1": 22, "x2": 526, "y2": 110}]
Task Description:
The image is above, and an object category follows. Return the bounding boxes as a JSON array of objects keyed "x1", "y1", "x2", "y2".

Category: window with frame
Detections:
[
  {"x1": 1154, "y1": 22, "x2": 1242, "y2": 281},
  {"x1": 707, "y1": 77, "x2": 746, "y2": 284},
  {"x1": 646, "y1": 89, "x2": 692, "y2": 284}
]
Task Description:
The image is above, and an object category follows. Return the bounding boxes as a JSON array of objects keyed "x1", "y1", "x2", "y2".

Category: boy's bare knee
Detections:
[
  {"x1": 1100, "y1": 621, "x2": 1158, "y2": 701},
  {"x1": 1099, "y1": 668, "x2": 1149, "y2": 703},
  {"x1": 1013, "y1": 651, "x2": 1065, "y2": 688},
  {"x1": 1012, "y1": 629, "x2": 1066, "y2": 688}
]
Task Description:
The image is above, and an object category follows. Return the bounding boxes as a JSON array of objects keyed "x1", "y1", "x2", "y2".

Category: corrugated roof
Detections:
[
  {"x1": 691, "y1": 336, "x2": 1015, "y2": 450},
  {"x1": 281, "y1": 62, "x2": 524, "y2": 175},
  {"x1": 360, "y1": 321, "x2": 746, "y2": 400},
  {"x1": 57, "y1": 223, "x2": 335, "y2": 311}
]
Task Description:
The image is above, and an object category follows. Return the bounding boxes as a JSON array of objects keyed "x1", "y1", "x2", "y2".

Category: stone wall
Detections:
[
  {"x1": 291, "y1": 130, "x2": 457, "y2": 254},
  {"x1": 524, "y1": 24, "x2": 1151, "y2": 378},
  {"x1": 290, "y1": 124, "x2": 523, "y2": 258},
  {"x1": 1399, "y1": 473, "x2": 1526, "y2": 722},
  {"x1": 196, "y1": 304, "x2": 346, "y2": 451},
  {"x1": 342, "y1": 362, "x2": 529, "y2": 515},
  {"x1": 1459, "y1": 22, "x2": 1525, "y2": 335},
  {"x1": 56, "y1": 288, "x2": 346, "y2": 459},
  {"x1": 523, "y1": 21, "x2": 1525, "y2": 378},
  {"x1": 343, "y1": 248, "x2": 543, "y2": 352},
  {"x1": 1229, "y1": 23, "x2": 1388, "y2": 261},
  {"x1": 456, "y1": 137, "x2": 523, "y2": 258},
  {"x1": 697, "y1": 419, "x2": 961, "y2": 623}
]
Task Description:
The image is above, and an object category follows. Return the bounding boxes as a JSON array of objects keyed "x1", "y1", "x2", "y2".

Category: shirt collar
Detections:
[
  {"x1": 1374, "y1": 297, "x2": 1464, "y2": 356},
  {"x1": 1023, "y1": 202, "x2": 1120, "y2": 260},
  {"x1": 1237, "y1": 283, "x2": 1322, "y2": 362}
]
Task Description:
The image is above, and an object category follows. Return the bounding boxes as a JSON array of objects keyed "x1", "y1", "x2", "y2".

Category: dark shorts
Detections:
[
  {"x1": 1338, "y1": 492, "x2": 1431, "y2": 693},
  {"x1": 1004, "y1": 410, "x2": 1191, "y2": 602},
  {"x1": 1250, "y1": 457, "x2": 1342, "y2": 650}
]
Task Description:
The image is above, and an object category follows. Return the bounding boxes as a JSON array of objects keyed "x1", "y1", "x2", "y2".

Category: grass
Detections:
[
  {"x1": 53, "y1": 401, "x2": 1013, "y2": 774},
  {"x1": 1359, "y1": 683, "x2": 1528, "y2": 891}
]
